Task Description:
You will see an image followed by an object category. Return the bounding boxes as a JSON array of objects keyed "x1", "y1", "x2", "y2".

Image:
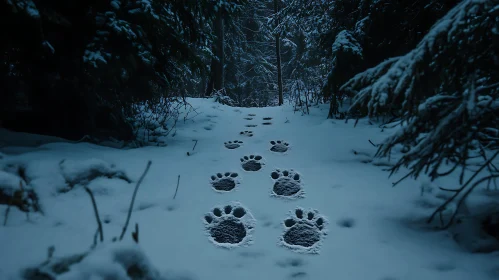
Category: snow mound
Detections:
[
  {"x1": 59, "y1": 159, "x2": 132, "y2": 190},
  {"x1": 21, "y1": 242, "x2": 193, "y2": 280}
]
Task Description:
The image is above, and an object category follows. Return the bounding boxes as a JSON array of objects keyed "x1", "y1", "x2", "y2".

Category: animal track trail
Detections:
[
  {"x1": 240, "y1": 155, "x2": 265, "y2": 171},
  {"x1": 210, "y1": 172, "x2": 239, "y2": 192},
  {"x1": 270, "y1": 169, "x2": 304, "y2": 199},
  {"x1": 224, "y1": 140, "x2": 243, "y2": 150},
  {"x1": 203, "y1": 202, "x2": 256, "y2": 248},
  {"x1": 240, "y1": 131, "x2": 254, "y2": 137},
  {"x1": 269, "y1": 140, "x2": 290, "y2": 153},
  {"x1": 280, "y1": 208, "x2": 328, "y2": 254}
]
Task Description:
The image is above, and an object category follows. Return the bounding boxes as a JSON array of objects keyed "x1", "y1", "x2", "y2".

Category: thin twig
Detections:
[
  {"x1": 368, "y1": 139, "x2": 377, "y2": 147},
  {"x1": 438, "y1": 186, "x2": 460, "y2": 192},
  {"x1": 427, "y1": 151, "x2": 499, "y2": 227},
  {"x1": 92, "y1": 228, "x2": 99, "y2": 248},
  {"x1": 84, "y1": 187, "x2": 104, "y2": 243},
  {"x1": 173, "y1": 175, "x2": 181, "y2": 200},
  {"x1": 132, "y1": 223, "x2": 139, "y2": 243},
  {"x1": 192, "y1": 140, "x2": 198, "y2": 151},
  {"x1": 3, "y1": 205, "x2": 11, "y2": 226},
  {"x1": 120, "y1": 160, "x2": 152, "y2": 241}
]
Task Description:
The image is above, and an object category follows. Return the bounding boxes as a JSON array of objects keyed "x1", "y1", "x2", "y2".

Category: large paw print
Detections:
[
  {"x1": 270, "y1": 169, "x2": 304, "y2": 198},
  {"x1": 280, "y1": 208, "x2": 327, "y2": 253},
  {"x1": 210, "y1": 172, "x2": 239, "y2": 192},
  {"x1": 240, "y1": 155, "x2": 264, "y2": 171},
  {"x1": 270, "y1": 140, "x2": 290, "y2": 153},
  {"x1": 224, "y1": 140, "x2": 243, "y2": 150},
  {"x1": 203, "y1": 202, "x2": 256, "y2": 247},
  {"x1": 240, "y1": 131, "x2": 254, "y2": 137}
]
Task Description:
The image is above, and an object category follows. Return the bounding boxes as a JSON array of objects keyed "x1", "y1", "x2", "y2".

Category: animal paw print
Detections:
[
  {"x1": 224, "y1": 140, "x2": 243, "y2": 150},
  {"x1": 240, "y1": 155, "x2": 264, "y2": 171},
  {"x1": 270, "y1": 169, "x2": 303, "y2": 198},
  {"x1": 240, "y1": 131, "x2": 253, "y2": 137},
  {"x1": 280, "y1": 208, "x2": 327, "y2": 253},
  {"x1": 203, "y1": 202, "x2": 256, "y2": 247},
  {"x1": 270, "y1": 140, "x2": 290, "y2": 153},
  {"x1": 210, "y1": 172, "x2": 239, "y2": 192}
]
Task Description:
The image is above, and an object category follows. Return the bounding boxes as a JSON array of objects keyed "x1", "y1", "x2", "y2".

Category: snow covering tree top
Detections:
[{"x1": 340, "y1": 0, "x2": 499, "y2": 184}]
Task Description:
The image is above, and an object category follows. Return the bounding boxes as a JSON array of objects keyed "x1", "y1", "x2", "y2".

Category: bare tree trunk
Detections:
[
  {"x1": 205, "y1": 9, "x2": 225, "y2": 96},
  {"x1": 274, "y1": 0, "x2": 283, "y2": 105}
]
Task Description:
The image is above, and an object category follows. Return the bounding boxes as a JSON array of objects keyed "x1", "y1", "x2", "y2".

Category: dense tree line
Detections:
[
  {"x1": 0, "y1": 0, "x2": 245, "y2": 141},
  {"x1": 1, "y1": 1, "x2": 497, "y2": 162}
]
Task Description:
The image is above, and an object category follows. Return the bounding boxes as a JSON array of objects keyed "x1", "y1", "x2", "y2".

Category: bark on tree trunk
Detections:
[
  {"x1": 205, "y1": 9, "x2": 225, "y2": 97},
  {"x1": 275, "y1": 0, "x2": 283, "y2": 105}
]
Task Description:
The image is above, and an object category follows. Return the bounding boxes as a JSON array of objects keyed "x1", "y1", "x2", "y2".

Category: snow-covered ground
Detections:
[{"x1": 1, "y1": 98, "x2": 498, "y2": 280}]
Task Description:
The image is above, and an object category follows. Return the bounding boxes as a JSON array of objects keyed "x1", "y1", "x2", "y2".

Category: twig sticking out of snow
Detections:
[
  {"x1": 192, "y1": 139, "x2": 198, "y2": 151},
  {"x1": 173, "y1": 175, "x2": 181, "y2": 200},
  {"x1": 84, "y1": 187, "x2": 104, "y2": 245},
  {"x1": 187, "y1": 140, "x2": 198, "y2": 156},
  {"x1": 132, "y1": 223, "x2": 139, "y2": 244},
  {"x1": 119, "y1": 160, "x2": 152, "y2": 241},
  {"x1": 3, "y1": 203, "x2": 10, "y2": 226}
]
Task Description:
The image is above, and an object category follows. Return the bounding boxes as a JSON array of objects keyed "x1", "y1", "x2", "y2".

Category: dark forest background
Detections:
[{"x1": 1, "y1": 0, "x2": 497, "y2": 151}]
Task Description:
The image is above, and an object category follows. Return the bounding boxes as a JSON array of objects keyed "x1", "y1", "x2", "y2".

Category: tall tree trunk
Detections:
[
  {"x1": 205, "y1": 9, "x2": 225, "y2": 96},
  {"x1": 274, "y1": 0, "x2": 283, "y2": 105}
]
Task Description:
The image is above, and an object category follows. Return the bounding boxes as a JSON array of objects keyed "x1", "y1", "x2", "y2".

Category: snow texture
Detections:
[
  {"x1": 279, "y1": 208, "x2": 328, "y2": 254},
  {"x1": 0, "y1": 98, "x2": 498, "y2": 280},
  {"x1": 210, "y1": 172, "x2": 240, "y2": 192},
  {"x1": 240, "y1": 155, "x2": 265, "y2": 172},
  {"x1": 203, "y1": 201, "x2": 256, "y2": 249},
  {"x1": 59, "y1": 158, "x2": 131, "y2": 189},
  {"x1": 6, "y1": 0, "x2": 40, "y2": 19},
  {"x1": 269, "y1": 140, "x2": 290, "y2": 153},
  {"x1": 342, "y1": 0, "x2": 497, "y2": 116},
  {"x1": 270, "y1": 169, "x2": 304, "y2": 199},
  {"x1": 332, "y1": 30, "x2": 363, "y2": 58}
]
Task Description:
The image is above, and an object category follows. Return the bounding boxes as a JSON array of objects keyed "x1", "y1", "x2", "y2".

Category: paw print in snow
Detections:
[
  {"x1": 203, "y1": 202, "x2": 256, "y2": 248},
  {"x1": 270, "y1": 140, "x2": 290, "y2": 153},
  {"x1": 224, "y1": 140, "x2": 243, "y2": 150},
  {"x1": 210, "y1": 172, "x2": 239, "y2": 192},
  {"x1": 270, "y1": 169, "x2": 304, "y2": 198},
  {"x1": 240, "y1": 155, "x2": 264, "y2": 171},
  {"x1": 280, "y1": 208, "x2": 327, "y2": 254},
  {"x1": 240, "y1": 131, "x2": 253, "y2": 137}
]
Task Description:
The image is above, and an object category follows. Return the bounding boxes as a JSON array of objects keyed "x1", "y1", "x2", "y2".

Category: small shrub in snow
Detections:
[
  {"x1": 0, "y1": 170, "x2": 40, "y2": 213},
  {"x1": 125, "y1": 97, "x2": 196, "y2": 147},
  {"x1": 22, "y1": 161, "x2": 173, "y2": 280},
  {"x1": 212, "y1": 89, "x2": 237, "y2": 107},
  {"x1": 59, "y1": 159, "x2": 131, "y2": 191}
]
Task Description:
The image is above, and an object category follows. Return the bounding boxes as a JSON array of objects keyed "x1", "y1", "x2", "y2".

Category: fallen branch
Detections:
[
  {"x1": 120, "y1": 160, "x2": 152, "y2": 241},
  {"x1": 84, "y1": 187, "x2": 104, "y2": 243}
]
